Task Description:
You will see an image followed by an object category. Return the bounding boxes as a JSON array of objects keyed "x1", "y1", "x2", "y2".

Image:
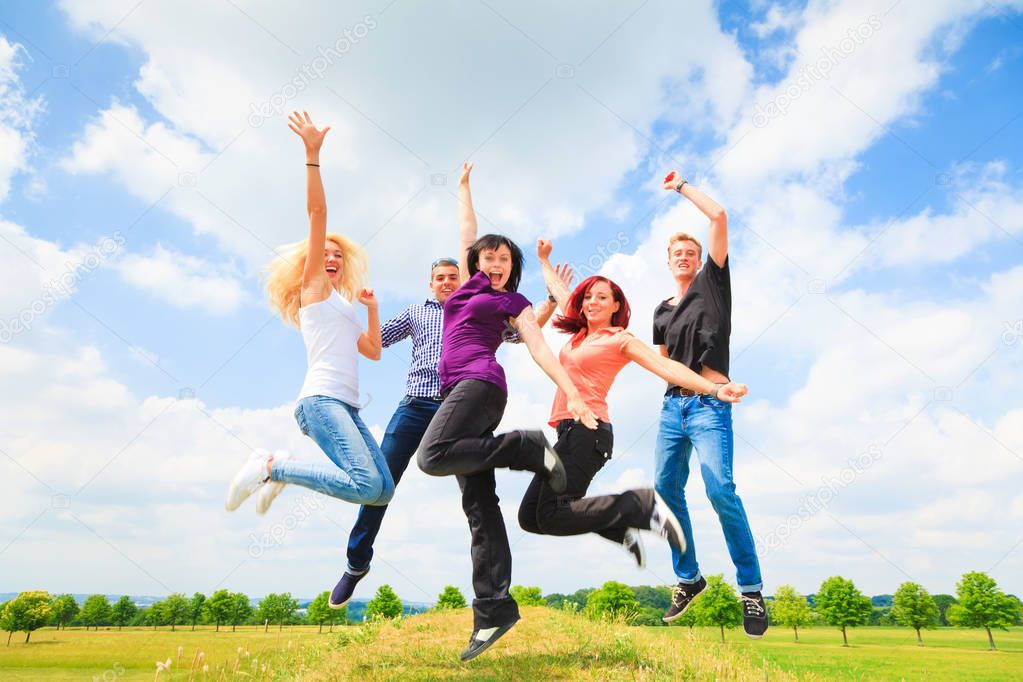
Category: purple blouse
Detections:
[{"x1": 439, "y1": 270, "x2": 531, "y2": 395}]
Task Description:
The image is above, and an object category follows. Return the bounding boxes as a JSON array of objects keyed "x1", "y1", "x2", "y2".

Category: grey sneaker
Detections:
[
  {"x1": 621, "y1": 529, "x2": 646, "y2": 568},
  {"x1": 662, "y1": 576, "x2": 707, "y2": 623}
]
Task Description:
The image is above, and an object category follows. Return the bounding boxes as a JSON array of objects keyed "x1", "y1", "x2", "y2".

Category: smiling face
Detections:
[
  {"x1": 324, "y1": 239, "x2": 344, "y2": 286},
  {"x1": 581, "y1": 280, "x2": 621, "y2": 330},
  {"x1": 429, "y1": 264, "x2": 459, "y2": 303},
  {"x1": 668, "y1": 238, "x2": 702, "y2": 282},
  {"x1": 477, "y1": 245, "x2": 513, "y2": 291}
]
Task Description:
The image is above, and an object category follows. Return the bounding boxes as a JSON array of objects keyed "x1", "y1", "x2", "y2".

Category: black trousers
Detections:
[
  {"x1": 518, "y1": 420, "x2": 652, "y2": 544},
  {"x1": 417, "y1": 379, "x2": 546, "y2": 630}
]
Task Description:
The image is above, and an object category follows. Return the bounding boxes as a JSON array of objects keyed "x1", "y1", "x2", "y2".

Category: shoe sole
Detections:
[
  {"x1": 255, "y1": 482, "x2": 286, "y2": 515},
  {"x1": 744, "y1": 632, "x2": 765, "y2": 639},
  {"x1": 545, "y1": 446, "x2": 567, "y2": 494},
  {"x1": 459, "y1": 620, "x2": 518, "y2": 662},
  {"x1": 329, "y1": 569, "x2": 368, "y2": 610},
  {"x1": 661, "y1": 583, "x2": 705, "y2": 623},
  {"x1": 654, "y1": 490, "x2": 686, "y2": 554}
]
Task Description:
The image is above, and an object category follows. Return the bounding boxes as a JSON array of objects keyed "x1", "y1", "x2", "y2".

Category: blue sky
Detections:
[{"x1": 2, "y1": 1, "x2": 1022, "y2": 602}]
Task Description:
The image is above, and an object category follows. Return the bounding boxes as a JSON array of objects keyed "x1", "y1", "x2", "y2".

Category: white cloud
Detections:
[
  {"x1": 0, "y1": 36, "x2": 44, "y2": 202},
  {"x1": 114, "y1": 244, "x2": 248, "y2": 315}
]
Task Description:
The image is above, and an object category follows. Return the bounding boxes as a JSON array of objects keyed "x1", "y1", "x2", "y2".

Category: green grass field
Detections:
[
  {"x1": 651, "y1": 623, "x2": 1023, "y2": 681},
  {"x1": 1, "y1": 613, "x2": 1020, "y2": 680}
]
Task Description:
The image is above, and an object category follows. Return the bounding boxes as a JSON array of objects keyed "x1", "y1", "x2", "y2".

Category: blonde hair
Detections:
[
  {"x1": 265, "y1": 232, "x2": 366, "y2": 328},
  {"x1": 667, "y1": 231, "x2": 703, "y2": 259}
]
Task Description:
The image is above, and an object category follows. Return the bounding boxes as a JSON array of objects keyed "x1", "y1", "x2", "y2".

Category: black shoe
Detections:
[
  {"x1": 662, "y1": 576, "x2": 706, "y2": 622},
  {"x1": 542, "y1": 443, "x2": 567, "y2": 494},
  {"x1": 459, "y1": 618, "x2": 519, "y2": 661},
  {"x1": 649, "y1": 491, "x2": 686, "y2": 553},
  {"x1": 621, "y1": 528, "x2": 646, "y2": 568},
  {"x1": 329, "y1": 568, "x2": 368, "y2": 609},
  {"x1": 741, "y1": 591, "x2": 769, "y2": 638}
]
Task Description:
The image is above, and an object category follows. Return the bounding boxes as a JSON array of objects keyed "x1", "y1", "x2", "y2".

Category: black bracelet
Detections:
[
  {"x1": 306, "y1": 163, "x2": 320, "y2": 167},
  {"x1": 675, "y1": 179, "x2": 688, "y2": 193},
  {"x1": 547, "y1": 294, "x2": 557, "y2": 303}
]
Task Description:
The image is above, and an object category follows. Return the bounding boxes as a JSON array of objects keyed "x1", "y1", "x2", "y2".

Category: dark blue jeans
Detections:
[{"x1": 345, "y1": 396, "x2": 441, "y2": 572}]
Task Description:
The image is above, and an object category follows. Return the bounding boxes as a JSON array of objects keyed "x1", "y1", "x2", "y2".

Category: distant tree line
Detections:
[{"x1": 3, "y1": 572, "x2": 1019, "y2": 650}]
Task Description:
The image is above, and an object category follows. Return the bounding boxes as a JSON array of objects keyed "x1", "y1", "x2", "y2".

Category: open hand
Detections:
[
  {"x1": 567, "y1": 394, "x2": 599, "y2": 429},
  {"x1": 459, "y1": 162, "x2": 474, "y2": 186},
  {"x1": 554, "y1": 263, "x2": 574, "y2": 290},
  {"x1": 288, "y1": 111, "x2": 330, "y2": 151}
]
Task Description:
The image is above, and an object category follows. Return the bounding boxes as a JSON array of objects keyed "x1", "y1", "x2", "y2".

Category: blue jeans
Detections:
[
  {"x1": 654, "y1": 393, "x2": 762, "y2": 593},
  {"x1": 271, "y1": 395, "x2": 394, "y2": 505},
  {"x1": 346, "y1": 397, "x2": 441, "y2": 572}
]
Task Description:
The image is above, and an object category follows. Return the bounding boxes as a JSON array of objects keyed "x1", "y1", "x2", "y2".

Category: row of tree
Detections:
[
  {"x1": 0, "y1": 582, "x2": 452, "y2": 644},
  {"x1": 540, "y1": 571, "x2": 1021, "y2": 650}
]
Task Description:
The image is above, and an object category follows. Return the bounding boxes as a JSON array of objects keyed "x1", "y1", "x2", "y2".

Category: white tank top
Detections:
[{"x1": 297, "y1": 289, "x2": 362, "y2": 406}]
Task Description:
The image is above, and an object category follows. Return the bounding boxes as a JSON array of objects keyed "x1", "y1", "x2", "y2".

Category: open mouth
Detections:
[
  {"x1": 488, "y1": 271, "x2": 503, "y2": 285},
  {"x1": 326, "y1": 265, "x2": 338, "y2": 274}
]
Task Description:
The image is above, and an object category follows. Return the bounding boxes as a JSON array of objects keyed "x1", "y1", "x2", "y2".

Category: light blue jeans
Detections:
[
  {"x1": 270, "y1": 395, "x2": 394, "y2": 505},
  {"x1": 654, "y1": 392, "x2": 762, "y2": 593}
]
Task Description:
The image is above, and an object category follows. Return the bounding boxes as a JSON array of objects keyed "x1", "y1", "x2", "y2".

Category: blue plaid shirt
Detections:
[
  {"x1": 381, "y1": 298, "x2": 523, "y2": 399},
  {"x1": 381, "y1": 299, "x2": 446, "y2": 399}
]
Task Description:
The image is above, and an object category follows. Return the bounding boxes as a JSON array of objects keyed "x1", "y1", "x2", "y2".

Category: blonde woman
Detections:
[{"x1": 225, "y1": 111, "x2": 394, "y2": 514}]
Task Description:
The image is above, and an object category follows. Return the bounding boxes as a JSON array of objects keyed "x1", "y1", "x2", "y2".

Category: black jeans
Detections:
[
  {"x1": 417, "y1": 379, "x2": 547, "y2": 629},
  {"x1": 518, "y1": 420, "x2": 653, "y2": 544}
]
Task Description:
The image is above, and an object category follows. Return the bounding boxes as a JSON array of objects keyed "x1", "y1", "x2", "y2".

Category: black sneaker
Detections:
[
  {"x1": 741, "y1": 591, "x2": 768, "y2": 638},
  {"x1": 329, "y1": 568, "x2": 368, "y2": 609},
  {"x1": 542, "y1": 443, "x2": 567, "y2": 494},
  {"x1": 662, "y1": 576, "x2": 706, "y2": 623},
  {"x1": 650, "y1": 491, "x2": 686, "y2": 553},
  {"x1": 459, "y1": 618, "x2": 519, "y2": 661},
  {"x1": 621, "y1": 528, "x2": 646, "y2": 568}
]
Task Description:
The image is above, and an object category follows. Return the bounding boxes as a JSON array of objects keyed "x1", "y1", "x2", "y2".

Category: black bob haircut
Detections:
[{"x1": 466, "y1": 234, "x2": 525, "y2": 292}]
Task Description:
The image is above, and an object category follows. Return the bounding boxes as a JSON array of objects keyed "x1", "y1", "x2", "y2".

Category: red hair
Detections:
[{"x1": 553, "y1": 276, "x2": 631, "y2": 334}]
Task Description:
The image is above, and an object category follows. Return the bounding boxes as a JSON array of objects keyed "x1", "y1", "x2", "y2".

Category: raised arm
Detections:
[
  {"x1": 510, "y1": 308, "x2": 598, "y2": 429},
  {"x1": 457, "y1": 162, "x2": 477, "y2": 284},
  {"x1": 289, "y1": 111, "x2": 332, "y2": 300},
  {"x1": 663, "y1": 171, "x2": 728, "y2": 268},
  {"x1": 533, "y1": 261, "x2": 574, "y2": 328},
  {"x1": 356, "y1": 287, "x2": 382, "y2": 360},
  {"x1": 623, "y1": 338, "x2": 747, "y2": 401},
  {"x1": 536, "y1": 239, "x2": 574, "y2": 314}
]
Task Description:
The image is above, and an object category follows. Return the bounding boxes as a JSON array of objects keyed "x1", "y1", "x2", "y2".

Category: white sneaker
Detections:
[
  {"x1": 622, "y1": 528, "x2": 646, "y2": 568},
  {"x1": 650, "y1": 491, "x2": 686, "y2": 553},
  {"x1": 225, "y1": 449, "x2": 271, "y2": 511},
  {"x1": 255, "y1": 450, "x2": 291, "y2": 514}
]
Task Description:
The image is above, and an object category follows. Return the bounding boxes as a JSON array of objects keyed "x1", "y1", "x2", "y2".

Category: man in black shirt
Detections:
[{"x1": 653, "y1": 171, "x2": 767, "y2": 638}]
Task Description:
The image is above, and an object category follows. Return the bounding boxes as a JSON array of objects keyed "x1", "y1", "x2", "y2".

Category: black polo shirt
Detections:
[{"x1": 652, "y1": 255, "x2": 731, "y2": 391}]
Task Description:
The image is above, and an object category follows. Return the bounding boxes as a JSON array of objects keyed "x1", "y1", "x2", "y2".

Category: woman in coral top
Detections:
[{"x1": 517, "y1": 239, "x2": 749, "y2": 568}]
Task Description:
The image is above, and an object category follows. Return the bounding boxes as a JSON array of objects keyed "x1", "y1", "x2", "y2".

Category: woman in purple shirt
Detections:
[{"x1": 417, "y1": 163, "x2": 598, "y2": 661}]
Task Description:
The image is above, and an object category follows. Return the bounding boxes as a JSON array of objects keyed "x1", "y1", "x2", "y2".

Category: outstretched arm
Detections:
[
  {"x1": 511, "y1": 308, "x2": 598, "y2": 428},
  {"x1": 663, "y1": 171, "x2": 728, "y2": 268},
  {"x1": 623, "y1": 338, "x2": 748, "y2": 402},
  {"x1": 289, "y1": 111, "x2": 332, "y2": 300},
  {"x1": 457, "y1": 162, "x2": 477, "y2": 284}
]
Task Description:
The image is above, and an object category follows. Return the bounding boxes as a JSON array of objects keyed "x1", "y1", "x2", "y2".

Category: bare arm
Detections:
[
  {"x1": 663, "y1": 170, "x2": 728, "y2": 268},
  {"x1": 625, "y1": 338, "x2": 747, "y2": 401},
  {"x1": 356, "y1": 288, "x2": 382, "y2": 360},
  {"x1": 288, "y1": 111, "x2": 332, "y2": 303},
  {"x1": 511, "y1": 308, "x2": 598, "y2": 429},
  {"x1": 457, "y1": 162, "x2": 476, "y2": 284},
  {"x1": 536, "y1": 239, "x2": 574, "y2": 313}
]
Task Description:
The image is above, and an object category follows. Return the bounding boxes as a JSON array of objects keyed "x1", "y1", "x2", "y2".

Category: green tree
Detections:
[
  {"x1": 162, "y1": 593, "x2": 190, "y2": 632},
  {"x1": 307, "y1": 592, "x2": 332, "y2": 633},
  {"x1": 584, "y1": 581, "x2": 639, "y2": 622},
  {"x1": 49, "y1": 594, "x2": 79, "y2": 630},
  {"x1": 692, "y1": 575, "x2": 742, "y2": 643},
  {"x1": 815, "y1": 576, "x2": 872, "y2": 646},
  {"x1": 144, "y1": 601, "x2": 165, "y2": 630},
  {"x1": 771, "y1": 585, "x2": 813, "y2": 642},
  {"x1": 110, "y1": 596, "x2": 137, "y2": 630},
  {"x1": 435, "y1": 586, "x2": 468, "y2": 610},
  {"x1": 365, "y1": 585, "x2": 403, "y2": 621},
  {"x1": 948, "y1": 571, "x2": 1021, "y2": 651},
  {"x1": 258, "y1": 593, "x2": 298, "y2": 631},
  {"x1": 189, "y1": 592, "x2": 206, "y2": 631},
  {"x1": 892, "y1": 582, "x2": 939, "y2": 645},
  {"x1": 510, "y1": 585, "x2": 545, "y2": 607},
  {"x1": 79, "y1": 594, "x2": 112, "y2": 631},
  {"x1": 1, "y1": 591, "x2": 52, "y2": 644},
  {"x1": 228, "y1": 593, "x2": 252, "y2": 632},
  {"x1": 931, "y1": 594, "x2": 957, "y2": 625},
  {"x1": 204, "y1": 589, "x2": 233, "y2": 632}
]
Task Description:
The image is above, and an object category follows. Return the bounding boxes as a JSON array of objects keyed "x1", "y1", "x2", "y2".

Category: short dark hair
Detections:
[{"x1": 466, "y1": 234, "x2": 524, "y2": 292}]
